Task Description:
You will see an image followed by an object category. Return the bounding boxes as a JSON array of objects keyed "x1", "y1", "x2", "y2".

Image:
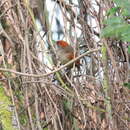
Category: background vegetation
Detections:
[{"x1": 0, "y1": 0, "x2": 129, "y2": 130}]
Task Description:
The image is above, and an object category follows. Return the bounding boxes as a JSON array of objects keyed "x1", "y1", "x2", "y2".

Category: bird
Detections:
[{"x1": 56, "y1": 40, "x2": 80, "y2": 68}]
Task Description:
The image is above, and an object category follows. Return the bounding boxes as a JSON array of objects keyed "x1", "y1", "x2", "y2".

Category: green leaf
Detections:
[
  {"x1": 120, "y1": 27, "x2": 130, "y2": 42},
  {"x1": 122, "y1": 8, "x2": 130, "y2": 17},
  {"x1": 113, "y1": 0, "x2": 130, "y2": 16},
  {"x1": 103, "y1": 16, "x2": 124, "y2": 25},
  {"x1": 113, "y1": 0, "x2": 130, "y2": 7},
  {"x1": 101, "y1": 23, "x2": 130, "y2": 39},
  {"x1": 124, "y1": 82, "x2": 130, "y2": 89},
  {"x1": 121, "y1": 34, "x2": 130, "y2": 42},
  {"x1": 107, "y1": 7, "x2": 120, "y2": 16},
  {"x1": 101, "y1": 25, "x2": 115, "y2": 38}
]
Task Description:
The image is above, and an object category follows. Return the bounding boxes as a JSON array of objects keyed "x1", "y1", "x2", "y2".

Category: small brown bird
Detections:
[{"x1": 56, "y1": 40, "x2": 80, "y2": 68}]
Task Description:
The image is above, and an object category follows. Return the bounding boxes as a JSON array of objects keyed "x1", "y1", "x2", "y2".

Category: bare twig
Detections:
[{"x1": 0, "y1": 48, "x2": 100, "y2": 77}]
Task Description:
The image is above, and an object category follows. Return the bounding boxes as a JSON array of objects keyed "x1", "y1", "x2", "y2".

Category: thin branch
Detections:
[{"x1": 0, "y1": 48, "x2": 100, "y2": 77}]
